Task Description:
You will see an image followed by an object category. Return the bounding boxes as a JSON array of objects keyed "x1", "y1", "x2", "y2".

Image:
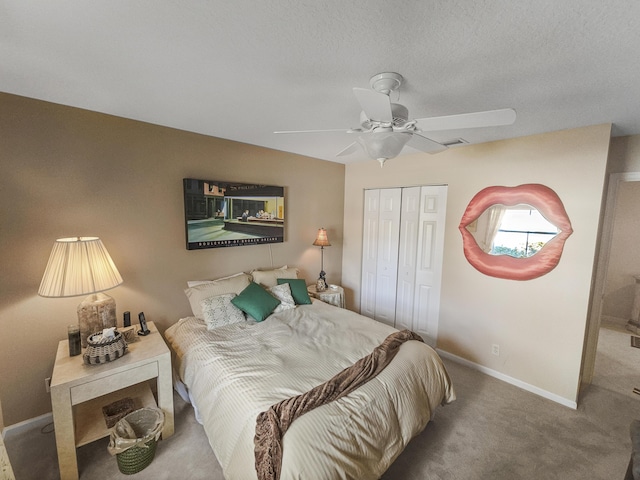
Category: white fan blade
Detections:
[
  {"x1": 407, "y1": 133, "x2": 448, "y2": 154},
  {"x1": 353, "y1": 88, "x2": 393, "y2": 123},
  {"x1": 415, "y1": 108, "x2": 516, "y2": 132},
  {"x1": 274, "y1": 128, "x2": 349, "y2": 134},
  {"x1": 335, "y1": 142, "x2": 360, "y2": 157}
]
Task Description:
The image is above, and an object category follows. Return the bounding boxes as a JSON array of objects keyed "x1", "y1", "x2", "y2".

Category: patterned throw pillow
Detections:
[
  {"x1": 184, "y1": 273, "x2": 251, "y2": 319},
  {"x1": 269, "y1": 283, "x2": 296, "y2": 313},
  {"x1": 200, "y1": 293, "x2": 246, "y2": 330}
]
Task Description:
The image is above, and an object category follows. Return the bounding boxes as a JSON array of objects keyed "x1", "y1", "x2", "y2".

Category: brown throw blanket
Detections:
[{"x1": 254, "y1": 329, "x2": 423, "y2": 480}]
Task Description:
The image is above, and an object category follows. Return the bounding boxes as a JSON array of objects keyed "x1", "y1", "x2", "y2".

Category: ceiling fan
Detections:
[{"x1": 275, "y1": 72, "x2": 516, "y2": 166}]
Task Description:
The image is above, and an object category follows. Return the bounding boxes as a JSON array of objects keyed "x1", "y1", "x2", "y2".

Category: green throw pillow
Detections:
[
  {"x1": 277, "y1": 278, "x2": 312, "y2": 305},
  {"x1": 231, "y1": 282, "x2": 281, "y2": 322}
]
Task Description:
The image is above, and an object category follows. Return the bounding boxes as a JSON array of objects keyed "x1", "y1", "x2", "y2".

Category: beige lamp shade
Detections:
[
  {"x1": 38, "y1": 237, "x2": 123, "y2": 298},
  {"x1": 312, "y1": 228, "x2": 331, "y2": 247},
  {"x1": 39, "y1": 237, "x2": 123, "y2": 347},
  {"x1": 313, "y1": 228, "x2": 330, "y2": 291}
]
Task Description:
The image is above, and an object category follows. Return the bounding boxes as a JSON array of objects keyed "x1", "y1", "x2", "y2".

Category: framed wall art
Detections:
[{"x1": 183, "y1": 178, "x2": 285, "y2": 250}]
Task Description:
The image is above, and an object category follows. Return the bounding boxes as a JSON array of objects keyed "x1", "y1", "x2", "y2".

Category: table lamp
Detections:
[
  {"x1": 39, "y1": 237, "x2": 123, "y2": 347},
  {"x1": 312, "y1": 228, "x2": 331, "y2": 291}
]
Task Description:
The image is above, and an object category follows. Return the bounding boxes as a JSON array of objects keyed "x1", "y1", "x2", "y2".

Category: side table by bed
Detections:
[
  {"x1": 307, "y1": 284, "x2": 345, "y2": 308},
  {"x1": 50, "y1": 321, "x2": 174, "y2": 480}
]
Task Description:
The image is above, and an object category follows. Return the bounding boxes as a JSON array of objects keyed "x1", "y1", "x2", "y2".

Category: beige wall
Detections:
[
  {"x1": 608, "y1": 135, "x2": 640, "y2": 173},
  {"x1": 0, "y1": 93, "x2": 345, "y2": 426},
  {"x1": 342, "y1": 124, "x2": 611, "y2": 404}
]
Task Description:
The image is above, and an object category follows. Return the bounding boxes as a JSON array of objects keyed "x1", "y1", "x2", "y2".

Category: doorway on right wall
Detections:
[{"x1": 583, "y1": 172, "x2": 640, "y2": 398}]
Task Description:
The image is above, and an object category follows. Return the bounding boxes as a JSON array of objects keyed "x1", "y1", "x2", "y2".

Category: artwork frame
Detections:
[{"x1": 183, "y1": 178, "x2": 285, "y2": 250}]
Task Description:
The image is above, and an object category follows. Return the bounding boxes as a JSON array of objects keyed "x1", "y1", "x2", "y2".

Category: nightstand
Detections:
[
  {"x1": 307, "y1": 284, "x2": 345, "y2": 308},
  {"x1": 50, "y1": 321, "x2": 174, "y2": 480}
]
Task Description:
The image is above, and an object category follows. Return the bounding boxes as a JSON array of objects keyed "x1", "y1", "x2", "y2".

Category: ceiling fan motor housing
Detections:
[{"x1": 360, "y1": 103, "x2": 409, "y2": 129}]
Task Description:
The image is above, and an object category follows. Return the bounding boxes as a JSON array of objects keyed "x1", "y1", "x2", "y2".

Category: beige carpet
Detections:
[
  {"x1": 4, "y1": 337, "x2": 637, "y2": 479},
  {"x1": 593, "y1": 319, "x2": 640, "y2": 400}
]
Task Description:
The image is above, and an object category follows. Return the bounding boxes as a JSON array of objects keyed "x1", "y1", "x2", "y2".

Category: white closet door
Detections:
[
  {"x1": 373, "y1": 188, "x2": 402, "y2": 326},
  {"x1": 412, "y1": 185, "x2": 448, "y2": 346},
  {"x1": 360, "y1": 189, "x2": 380, "y2": 319},
  {"x1": 395, "y1": 187, "x2": 421, "y2": 331}
]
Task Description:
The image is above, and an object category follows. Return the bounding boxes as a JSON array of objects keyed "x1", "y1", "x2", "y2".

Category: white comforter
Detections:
[{"x1": 165, "y1": 300, "x2": 455, "y2": 480}]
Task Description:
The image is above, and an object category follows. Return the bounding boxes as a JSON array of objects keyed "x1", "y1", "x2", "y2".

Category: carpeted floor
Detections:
[
  {"x1": 592, "y1": 318, "x2": 640, "y2": 400},
  {"x1": 4, "y1": 326, "x2": 638, "y2": 479}
]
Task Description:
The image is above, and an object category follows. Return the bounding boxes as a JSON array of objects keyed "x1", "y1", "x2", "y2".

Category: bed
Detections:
[{"x1": 165, "y1": 269, "x2": 455, "y2": 479}]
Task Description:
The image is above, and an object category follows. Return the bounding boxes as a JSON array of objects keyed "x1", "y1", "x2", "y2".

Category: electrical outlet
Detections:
[
  {"x1": 45, "y1": 377, "x2": 51, "y2": 393},
  {"x1": 491, "y1": 344, "x2": 500, "y2": 356}
]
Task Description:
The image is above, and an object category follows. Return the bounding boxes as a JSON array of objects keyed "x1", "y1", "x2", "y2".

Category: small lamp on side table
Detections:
[
  {"x1": 313, "y1": 228, "x2": 331, "y2": 291},
  {"x1": 38, "y1": 237, "x2": 124, "y2": 348}
]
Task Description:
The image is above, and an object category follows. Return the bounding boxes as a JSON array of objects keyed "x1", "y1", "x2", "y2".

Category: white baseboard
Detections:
[
  {"x1": 2, "y1": 412, "x2": 53, "y2": 440},
  {"x1": 436, "y1": 349, "x2": 578, "y2": 410}
]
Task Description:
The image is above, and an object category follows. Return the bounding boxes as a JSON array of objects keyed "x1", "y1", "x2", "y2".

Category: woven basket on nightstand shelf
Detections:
[{"x1": 83, "y1": 330, "x2": 127, "y2": 365}]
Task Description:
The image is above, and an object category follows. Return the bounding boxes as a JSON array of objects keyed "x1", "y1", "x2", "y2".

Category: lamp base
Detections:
[
  {"x1": 77, "y1": 292, "x2": 117, "y2": 348},
  {"x1": 316, "y1": 271, "x2": 328, "y2": 292}
]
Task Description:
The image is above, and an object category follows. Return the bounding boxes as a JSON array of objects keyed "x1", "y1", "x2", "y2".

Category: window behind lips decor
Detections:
[{"x1": 459, "y1": 184, "x2": 573, "y2": 281}]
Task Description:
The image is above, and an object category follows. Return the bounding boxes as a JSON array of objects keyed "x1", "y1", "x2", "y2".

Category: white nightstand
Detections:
[
  {"x1": 307, "y1": 284, "x2": 345, "y2": 308},
  {"x1": 50, "y1": 321, "x2": 174, "y2": 480}
]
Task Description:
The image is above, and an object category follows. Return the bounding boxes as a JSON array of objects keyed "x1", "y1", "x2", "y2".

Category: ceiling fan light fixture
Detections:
[{"x1": 357, "y1": 132, "x2": 412, "y2": 167}]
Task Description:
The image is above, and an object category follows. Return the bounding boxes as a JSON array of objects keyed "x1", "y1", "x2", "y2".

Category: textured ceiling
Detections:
[{"x1": 2, "y1": 1, "x2": 639, "y2": 164}]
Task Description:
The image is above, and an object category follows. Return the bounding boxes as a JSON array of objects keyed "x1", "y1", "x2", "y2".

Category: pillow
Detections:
[
  {"x1": 269, "y1": 282, "x2": 296, "y2": 313},
  {"x1": 276, "y1": 278, "x2": 312, "y2": 305},
  {"x1": 231, "y1": 282, "x2": 281, "y2": 322},
  {"x1": 200, "y1": 293, "x2": 246, "y2": 330},
  {"x1": 187, "y1": 272, "x2": 249, "y2": 288},
  {"x1": 250, "y1": 265, "x2": 299, "y2": 288},
  {"x1": 184, "y1": 273, "x2": 251, "y2": 319}
]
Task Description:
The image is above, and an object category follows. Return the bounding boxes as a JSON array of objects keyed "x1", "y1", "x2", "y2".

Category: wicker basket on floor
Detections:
[
  {"x1": 116, "y1": 438, "x2": 158, "y2": 475},
  {"x1": 109, "y1": 407, "x2": 164, "y2": 475}
]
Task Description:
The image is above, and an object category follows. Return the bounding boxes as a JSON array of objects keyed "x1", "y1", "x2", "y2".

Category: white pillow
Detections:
[
  {"x1": 269, "y1": 283, "x2": 296, "y2": 313},
  {"x1": 251, "y1": 265, "x2": 299, "y2": 288},
  {"x1": 187, "y1": 272, "x2": 249, "y2": 288},
  {"x1": 184, "y1": 273, "x2": 251, "y2": 319},
  {"x1": 201, "y1": 293, "x2": 246, "y2": 330}
]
